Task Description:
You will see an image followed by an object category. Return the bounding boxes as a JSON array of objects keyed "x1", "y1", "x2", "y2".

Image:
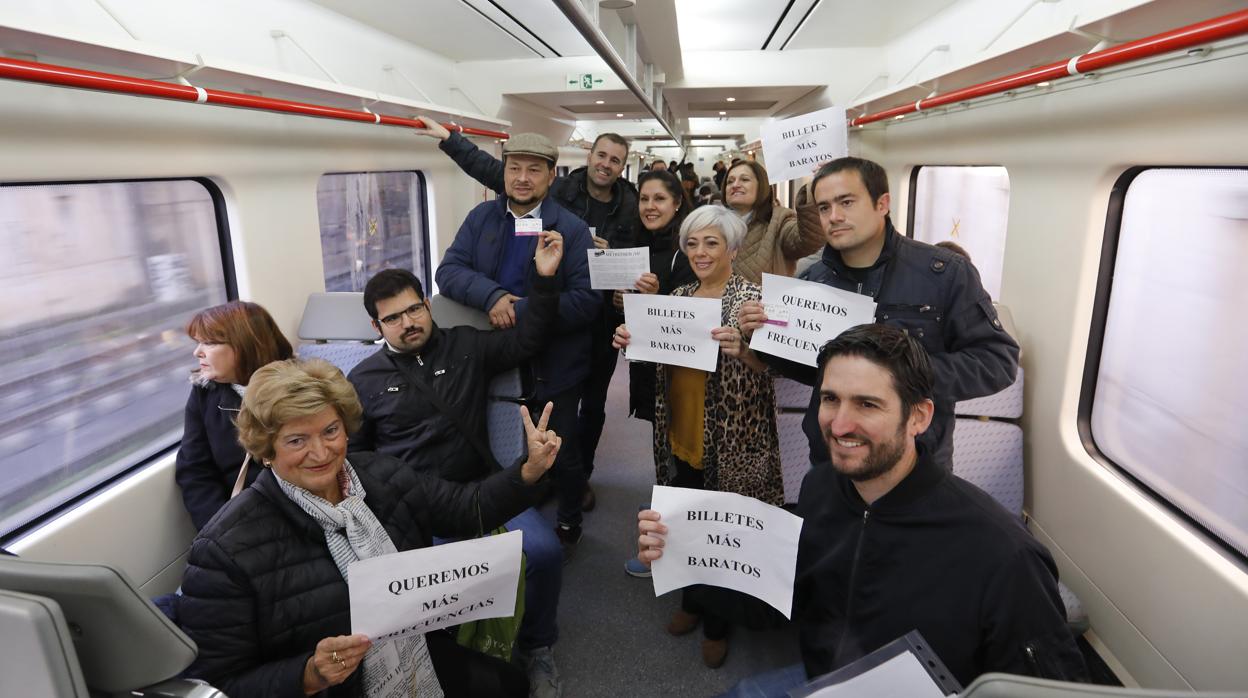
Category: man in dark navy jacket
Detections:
[
  {"x1": 415, "y1": 118, "x2": 638, "y2": 512},
  {"x1": 740, "y1": 157, "x2": 1018, "y2": 469},
  {"x1": 435, "y1": 132, "x2": 600, "y2": 551}
]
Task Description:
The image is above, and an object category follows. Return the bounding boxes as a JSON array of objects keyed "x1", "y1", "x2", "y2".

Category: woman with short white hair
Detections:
[{"x1": 613, "y1": 205, "x2": 785, "y2": 669}]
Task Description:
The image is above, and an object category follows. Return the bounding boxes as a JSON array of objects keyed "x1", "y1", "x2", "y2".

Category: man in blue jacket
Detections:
[
  {"x1": 739, "y1": 157, "x2": 1019, "y2": 469},
  {"x1": 436, "y1": 132, "x2": 600, "y2": 552},
  {"x1": 414, "y1": 118, "x2": 638, "y2": 513}
]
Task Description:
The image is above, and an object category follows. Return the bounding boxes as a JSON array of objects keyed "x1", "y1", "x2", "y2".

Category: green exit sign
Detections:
[{"x1": 566, "y1": 73, "x2": 606, "y2": 90}]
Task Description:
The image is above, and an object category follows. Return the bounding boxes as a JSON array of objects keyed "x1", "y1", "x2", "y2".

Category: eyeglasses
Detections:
[{"x1": 378, "y1": 302, "x2": 428, "y2": 327}]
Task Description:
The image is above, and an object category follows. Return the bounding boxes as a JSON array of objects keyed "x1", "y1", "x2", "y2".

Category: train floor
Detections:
[{"x1": 540, "y1": 355, "x2": 802, "y2": 697}]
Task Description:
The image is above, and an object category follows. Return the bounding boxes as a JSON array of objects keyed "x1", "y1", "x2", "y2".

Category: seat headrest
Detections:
[
  {"x1": 298, "y1": 292, "x2": 378, "y2": 341},
  {"x1": 0, "y1": 557, "x2": 196, "y2": 692}
]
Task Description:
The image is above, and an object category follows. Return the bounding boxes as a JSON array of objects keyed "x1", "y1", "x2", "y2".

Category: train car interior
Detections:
[{"x1": 1, "y1": 0, "x2": 1246, "y2": 695}]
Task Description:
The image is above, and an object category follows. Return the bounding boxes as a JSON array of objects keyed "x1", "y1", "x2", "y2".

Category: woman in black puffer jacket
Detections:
[{"x1": 179, "y1": 358, "x2": 561, "y2": 698}]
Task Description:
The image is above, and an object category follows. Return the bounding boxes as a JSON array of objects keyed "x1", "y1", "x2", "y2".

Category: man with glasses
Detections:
[{"x1": 348, "y1": 231, "x2": 566, "y2": 697}]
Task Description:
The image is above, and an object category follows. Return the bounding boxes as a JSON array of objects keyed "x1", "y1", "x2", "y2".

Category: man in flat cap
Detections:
[
  {"x1": 436, "y1": 131, "x2": 599, "y2": 545},
  {"x1": 416, "y1": 119, "x2": 638, "y2": 515}
]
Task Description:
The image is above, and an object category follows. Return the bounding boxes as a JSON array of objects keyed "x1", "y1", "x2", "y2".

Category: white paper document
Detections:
[
  {"x1": 587, "y1": 247, "x2": 650, "y2": 290},
  {"x1": 795, "y1": 652, "x2": 946, "y2": 698},
  {"x1": 649, "y1": 485, "x2": 804, "y2": 618},
  {"x1": 759, "y1": 106, "x2": 848, "y2": 183},
  {"x1": 349, "y1": 530, "x2": 523, "y2": 644},
  {"x1": 623, "y1": 293, "x2": 722, "y2": 372},
  {"x1": 749, "y1": 273, "x2": 877, "y2": 367}
]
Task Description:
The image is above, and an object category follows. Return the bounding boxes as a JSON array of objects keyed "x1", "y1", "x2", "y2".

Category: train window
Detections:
[
  {"x1": 1082, "y1": 167, "x2": 1248, "y2": 559},
  {"x1": 317, "y1": 171, "x2": 431, "y2": 293},
  {"x1": 0, "y1": 179, "x2": 231, "y2": 538},
  {"x1": 907, "y1": 166, "x2": 1010, "y2": 298}
]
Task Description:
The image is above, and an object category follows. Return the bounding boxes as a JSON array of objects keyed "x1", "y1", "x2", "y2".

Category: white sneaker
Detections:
[{"x1": 525, "y1": 646, "x2": 562, "y2": 698}]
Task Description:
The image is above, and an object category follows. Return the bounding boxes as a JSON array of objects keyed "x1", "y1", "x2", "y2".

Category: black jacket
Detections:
[
  {"x1": 175, "y1": 382, "x2": 259, "y2": 530},
  {"x1": 179, "y1": 452, "x2": 537, "y2": 698},
  {"x1": 763, "y1": 221, "x2": 1019, "y2": 467},
  {"x1": 348, "y1": 274, "x2": 560, "y2": 482},
  {"x1": 795, "y1": 448, "x2": 1087, "y2": 685}
]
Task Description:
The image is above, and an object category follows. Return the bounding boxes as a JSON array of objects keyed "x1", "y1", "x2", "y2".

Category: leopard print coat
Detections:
[{"x1": 652, "y1": 274, "x2": 784, "y2": 506}]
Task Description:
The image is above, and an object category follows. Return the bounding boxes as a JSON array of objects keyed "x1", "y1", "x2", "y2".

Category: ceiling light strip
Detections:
[{"x1": 552, "y1": 0, "x2": 683, "y2": 152}]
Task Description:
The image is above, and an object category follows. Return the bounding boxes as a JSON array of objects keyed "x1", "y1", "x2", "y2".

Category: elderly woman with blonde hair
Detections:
[
  {"x1": 613, "y1": 205, "x2": 785, "y2": 669},
  {"x1": 178, "y1": 358, "x2": 561, "y2": 698}
]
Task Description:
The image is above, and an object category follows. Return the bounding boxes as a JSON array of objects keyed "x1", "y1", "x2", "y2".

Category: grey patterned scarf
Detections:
[{"x1": 275, "y1": 460, "x2": 444, "y2": 698}]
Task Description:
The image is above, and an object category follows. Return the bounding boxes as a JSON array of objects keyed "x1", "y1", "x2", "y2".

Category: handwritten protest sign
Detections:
[
  {"x1": 650, "y1": 485, "x2": 804, "y2": 618},
  {"x1": 760, "y1": 106, "x2": 848, "y2": 183},
  {"x1": 587, "y1": 247, "x2": 650, "y2": 290},
  {"x1": 349, "y1": 530, "x2": 523, "y2": 644},
  {"x1": 623, "y1": 293, "x2": 721, "y2": 371},
  {"x1": 750, "y1": 273, "x2": 877, "y2": 367}
]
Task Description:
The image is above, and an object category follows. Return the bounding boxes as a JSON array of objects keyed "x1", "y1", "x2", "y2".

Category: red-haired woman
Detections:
[
  {"x1": 176, "y1": 301, "x2": 293, "y2": 530},
  {"x1": 722, "y1": 159, "x2": 823, "y2": 283}
]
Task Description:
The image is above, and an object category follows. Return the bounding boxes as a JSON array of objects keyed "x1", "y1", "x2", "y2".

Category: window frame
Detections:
[
  {"x1": 317, "y1": 170, "x2": 432, "y2": 294},
  {"x1": 1077, "y1": 164, "x2": 1248, "y2": 566},
  {"x1": 0, "y1": 176, "x2": 235, "y2": 544}
]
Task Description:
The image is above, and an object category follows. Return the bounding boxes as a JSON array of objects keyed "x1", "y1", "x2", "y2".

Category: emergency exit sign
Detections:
[{"x1": 567, "y1": 73, "x2": 606, "y2": 90}]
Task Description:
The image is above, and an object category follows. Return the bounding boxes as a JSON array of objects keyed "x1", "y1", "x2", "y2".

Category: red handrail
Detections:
[
  {"x1": 851, "y1": 8, "x2": 1248, "y2": 126},
  {"x1": 0, "y1": 55, "x2": 510, "y2": 139}
]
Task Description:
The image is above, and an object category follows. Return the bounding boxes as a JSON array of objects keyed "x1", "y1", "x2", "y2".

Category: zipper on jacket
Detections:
[
  {"x1": 415, "y1": 353, "x2": 424, "y2": 367},
  {"x1": 836, "y1": 508, "x2": 871, "y2": 663},
  {"x1": 1023, "y1": 643, "x2": 1041, "y2": 675}
]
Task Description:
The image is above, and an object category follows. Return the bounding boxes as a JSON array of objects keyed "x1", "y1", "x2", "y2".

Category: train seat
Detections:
[
  {"x1": 0, "y1": 589, "x2": 90, "y2": 698},
  {"x1": 295, "y1": 291, "x2": 380, "y2": 374},
  {"x1": 0, "y1": 557, "x2": 225, "y2": 697},
  {"x1": 428, "y1": 295, "x2": 527, "y2": 468},
  {"x1": 775, "y1": 376, "x2": 813, "y2": 504}
]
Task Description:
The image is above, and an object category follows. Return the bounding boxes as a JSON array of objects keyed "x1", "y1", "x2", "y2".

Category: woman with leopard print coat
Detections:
[{"x1": 613, "y1": 205, "x2": 785, "y2": 670}]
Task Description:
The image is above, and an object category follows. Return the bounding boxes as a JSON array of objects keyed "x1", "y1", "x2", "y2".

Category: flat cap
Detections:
[{"x1": 502, "y1": 132, "x2": 558, "y2": 164}]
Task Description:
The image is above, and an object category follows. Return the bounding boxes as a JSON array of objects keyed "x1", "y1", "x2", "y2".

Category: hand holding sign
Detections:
[
  {"x1": 533, "y1": 231, "x2": 564, "y2": 277},
  {"x1": 711, "y1": 326, "x2": 746, "y2": 359},
  {"x1": 637, "y1": 509, "x2": 667, "y2": 566},
  {"x1": 521, "y1": 402, "x2": 560, "y2": 485},
  {"x1": 612, "y1": 324, "x2": 631, "y2": 351},
  {"x1": 738, "y1": 299, "x2": 769, "y2": 339},
  {"x1": 303, "y1": 634, "x2": 370, "y2": 695}
]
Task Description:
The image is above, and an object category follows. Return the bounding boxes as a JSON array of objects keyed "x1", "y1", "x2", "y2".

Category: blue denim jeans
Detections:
[
  {"x1": 433, "y1": 506, "x2": 562, "y2": 651},
  {"x1": 717, "y1": 663, "x2": 807, "y2": 698}
]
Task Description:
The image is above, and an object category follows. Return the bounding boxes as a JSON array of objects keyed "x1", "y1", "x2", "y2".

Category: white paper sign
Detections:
[
  {"x1": 623, "y1": 293, "x2": 722, "y2": 372},
  {"x1": 750, "y1": 273, "x2": 877, "y2": 367},
  {"x1": 349, "y1": 530, "x2": 523, "y2": 644},
  {"x1": 760, "y1": 106, "x2": 848, "y2": 183},
  {"x1": 795, "y1": 652, "x2": 946, "y2": 698},
  {"x1": 587, "y1": 247, "x2": 650, "y2": 290},
  {"x1": 650, "y1": 485, "x2": 804, "y2": 618}
]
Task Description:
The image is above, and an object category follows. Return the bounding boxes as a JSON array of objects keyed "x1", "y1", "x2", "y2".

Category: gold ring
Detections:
[{"x1": 332, "y1": 651, "x2": 342, "y2": 664}]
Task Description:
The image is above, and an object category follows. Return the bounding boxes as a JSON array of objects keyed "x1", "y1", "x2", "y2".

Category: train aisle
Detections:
[{"x1": 547, "y1": 356, "x2": 802, "y2": 697}]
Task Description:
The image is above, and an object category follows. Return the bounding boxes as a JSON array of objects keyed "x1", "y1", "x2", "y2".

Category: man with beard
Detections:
[
  {"x1": 348, "y1": 232, "x2": 566, "y2": 697},
  {"x1": 435, "y1": 133, "x2": 599, "y2": 562},
  {"x1": 738, "y1": 157, "x2": 1018, "y2": 469},
  {"x1": 638, "y1": 325, "x2": 1085, "y2": 692},
  {"x1": 413, "y1": 119, "x2": 638, "y2": 515}
]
